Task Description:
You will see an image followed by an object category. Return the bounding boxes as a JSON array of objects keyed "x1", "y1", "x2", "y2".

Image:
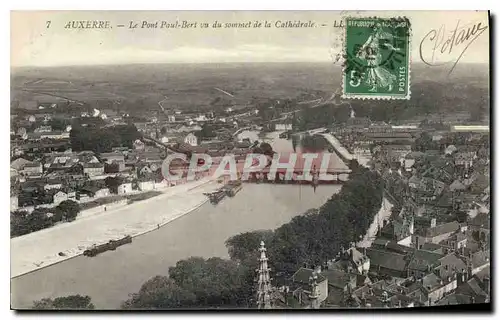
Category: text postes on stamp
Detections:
[{"x1": 342, "y1": 17, "x2": 411, "y2": 100}]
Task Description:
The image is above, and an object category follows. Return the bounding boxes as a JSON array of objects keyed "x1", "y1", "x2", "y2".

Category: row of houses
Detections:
[{"x1": 268, "y1": 216, "x2": 490, "y2": 309}]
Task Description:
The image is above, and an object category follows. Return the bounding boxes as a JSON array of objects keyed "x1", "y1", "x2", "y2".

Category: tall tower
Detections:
[
  {"x1": 256, "y1": 241, "x2": 272, "y2": 309},
  {"x1": 309, "y1": 272, "x2": 321, "y2": 309}
]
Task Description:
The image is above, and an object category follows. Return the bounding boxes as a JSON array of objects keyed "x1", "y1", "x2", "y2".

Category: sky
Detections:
[{"x1": 11, "y1": 11, "x2": 489, "y2": 66}]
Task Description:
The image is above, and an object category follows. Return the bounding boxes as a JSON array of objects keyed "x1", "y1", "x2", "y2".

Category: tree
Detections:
[
  {"x1": 259, "y1": 142, "x2": 274, "y2": 156},
  {"x1": 105, "y1": 176, "x2": 124, "y2": 194},
  {"x1": 48, "y1": 118, "x2": 70, "y2": 131},
  {"x1": 70, "y1": 123, "x2": 140, "y2": 153},
  {"x1": 301, "y1": 134, "x2": 328, "y2": 152},
  {"x1": 10, "y1": 210, "x2": 30, "y2": 237},
  {"x1": 194, "y1": 124, "x2": 217, "y2": 141},
  {"x1": 225, "y1": 230, "x2": 274, "y2": 262},
  {"x1": 33, "y1": 295, "x2": 95, "y2": 310},
  {"x1": 122, "y1": 276, "x2": 196, "y2": 309},
  {"x1": 168, "y1": 257, "x2": 252, "y2": 307},
  {"x1": 123, "y1": 257, "x2": 254, "y2": 309},
  {"x1": 291, "y1": 134, "x2": 299, "y2": 152},
  {"x1": 57, "y1": 200, "x2": 80, "y2": 221}
]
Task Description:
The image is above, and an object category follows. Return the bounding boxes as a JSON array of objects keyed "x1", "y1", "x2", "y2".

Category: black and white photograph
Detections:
[{"x1": 9, "y1": 10, "x2": 491, "y2": 311}]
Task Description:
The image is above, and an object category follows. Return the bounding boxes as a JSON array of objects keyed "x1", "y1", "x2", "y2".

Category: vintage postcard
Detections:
[{"x1": 10, "y1": 11, "x2": 490, "y2": 311}]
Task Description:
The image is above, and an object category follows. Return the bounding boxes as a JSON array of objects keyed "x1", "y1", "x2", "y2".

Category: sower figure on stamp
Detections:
[{"x1": 356, "y1": 23, "x2": 401, "y2": 92}]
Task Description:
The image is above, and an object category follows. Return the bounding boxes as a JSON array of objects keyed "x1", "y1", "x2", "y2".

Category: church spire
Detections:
[{"x1": 257, "y1": 241, "x2": 272, "y2": 309}]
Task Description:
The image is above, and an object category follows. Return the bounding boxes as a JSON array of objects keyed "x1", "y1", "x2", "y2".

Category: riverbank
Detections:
[
  {"x1": 11, "y1": 177, "x2": 221, "y2": 278},
  {"x1": 11, "y1": 183, "x2": 343, "y2": 309}
]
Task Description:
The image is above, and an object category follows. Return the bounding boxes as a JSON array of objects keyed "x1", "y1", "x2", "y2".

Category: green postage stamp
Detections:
[{"x1": 342, "y1": 17, "x2": 411, "y2": 100}]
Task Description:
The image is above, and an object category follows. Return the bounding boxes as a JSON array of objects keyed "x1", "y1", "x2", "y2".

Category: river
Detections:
[{"x1": 11, "y1": 131, "x2": 346, "y2": 309}]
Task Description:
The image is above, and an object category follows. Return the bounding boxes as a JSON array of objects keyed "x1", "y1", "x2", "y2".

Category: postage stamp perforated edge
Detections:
[{"x1": 340, "y1": 16, "x2": 412, "y2": 101}]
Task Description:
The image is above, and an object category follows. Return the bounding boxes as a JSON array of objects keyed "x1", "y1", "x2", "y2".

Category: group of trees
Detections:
[
  {"x1": 122, "y1": 257, "x2": 255, "y2": 309},
  {"x1": 47, "y1": 118, "x2": 71, "y2": 131},
  {"x1": 33, "y1": 295, "x2": 94, "y2": 310},
  {"x1": 70, "y1": 123, "x2": 141, "y2": 153},
  {"x1": 300, "y1": 134, "x2": 329, "y2": 152},
  {"x1": 252, "y1": 142, "x2": 274, "y2": 157},
  {"x1": 11, "y1": 200, "x2": 80, "y2": 238},
  {"x1": 104, "y1": 176, "x2": 124, "y2": 194},
  {"x1": 194, "y1": 123, "x2": 217, "y2": 141}
]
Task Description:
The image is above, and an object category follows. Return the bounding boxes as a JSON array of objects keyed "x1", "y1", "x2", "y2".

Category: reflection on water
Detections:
[{"x1": 11, "y1": 133, "x2": 347, "y2": 309}]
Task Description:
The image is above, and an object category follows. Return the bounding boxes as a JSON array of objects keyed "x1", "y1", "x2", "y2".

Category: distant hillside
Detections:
[{"x1": 11, "y1": 62, "x2": 489, "y2": 122}]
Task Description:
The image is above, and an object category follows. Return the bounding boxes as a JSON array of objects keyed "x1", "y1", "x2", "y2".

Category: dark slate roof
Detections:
[
  {"x1": 366, "y1": 248, "x2": 408, "y2": 272},
  {"x1": 471, "y1": 250, "x2": 490, "y2": 269},
  {"x1": 457, "y1": 278, "x2": 488, "y2": 300},
  {"x1": 449, "y1": 179, "x2": 466, "y2": 191},
  {"x1": 100, "y1": 152, "x2": 125, "y2": 159},
  {"x1": 473, "y1": 267, "x2": 490, "y2": 283},
  {"x1": 436, "y1": 294, "x2": 474, "y2": 306},
  {"x1": 384, "y1": 241, "x2": 415, "y2": 255},
  {"x1": 421, "y1": 243, "x2": 445, "y2": 253},
  {"x1": 466, "y1": 278, "x2": 488, "y2": 297},
  {"x1": 407, "y1": 250, "x2": 444, "y2": 272},
  {"x1": 438, "y1": 254, "x2": 467, "y2": 277},
  {"x1": 420, "y1": 273, "x2": 444, "y2": 292},
  {"x1": 424, "y1": 221, "x2": 460, "y2": 238},
  {"x1": 321, "y1": 269, "x2": 350, "y2": 289},
  {"x1": 290, "y1": 267, "x2": 326, "y2": 284},
  {"x1": 372, "y1": 238, "x2": 391, "y2": 248},
  {"x1": 469, "y1": 212, "x2": 490, "y2": 229}
]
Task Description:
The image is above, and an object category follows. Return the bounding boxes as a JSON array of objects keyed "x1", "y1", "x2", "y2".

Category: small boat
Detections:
[
  {"x1": 279, "y1": 131, "x2": 291, "y2": 139},
  {"x1": 224, "y1": 180, "x2": 243, "y2": 197}
]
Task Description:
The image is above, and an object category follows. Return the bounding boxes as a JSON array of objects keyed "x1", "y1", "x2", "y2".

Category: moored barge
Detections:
[
  {"x1": 83, "y1": 235, "x2": 132, "y2": 257},
  {"x1": 224, "y1": 180, "x2": 243, "y2": 197}
]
